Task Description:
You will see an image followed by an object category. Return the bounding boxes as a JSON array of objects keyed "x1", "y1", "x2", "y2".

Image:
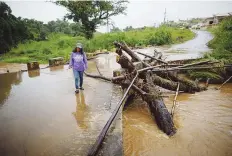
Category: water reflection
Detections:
[
  {"x1": 0, "y1": 72, "x2": 22, "y2": 105},
  {"x1": 72, "y1": 91, "x2": 90, "y2": 130},
  {"x1": 49, "y1": 65, "x2": 64, "y2": 72},
  {"x1": 28, "y1": 69, "x2": 40, "y2": 78}
]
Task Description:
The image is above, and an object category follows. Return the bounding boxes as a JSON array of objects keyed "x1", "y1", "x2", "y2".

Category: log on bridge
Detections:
[{"x1": 84, "y1": 41, "x2": 232, "y2": 156}]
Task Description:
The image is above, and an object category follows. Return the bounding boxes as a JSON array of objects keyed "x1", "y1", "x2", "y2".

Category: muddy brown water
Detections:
[
  {"x1": 0, "y1": 30, "x2": 231, "y2": 156},
  {"x1": 123, "y1": 84, "x2": 232, "y2": 156}
]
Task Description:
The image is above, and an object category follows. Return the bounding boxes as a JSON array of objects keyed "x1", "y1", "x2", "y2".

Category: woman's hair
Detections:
[{"x1": 72, "y1": 47, "x2": 84, "y2": 54}]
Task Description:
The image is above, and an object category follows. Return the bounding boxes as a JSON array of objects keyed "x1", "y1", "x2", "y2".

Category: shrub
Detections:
[
  {"x1": 208, "y1": 17, "x2": 232, "y2": 63},
  {"x1": 2, "y1": 27, "x2": 195, "y2": 63},
  {"x1": 42, "y1": 48, "x2": 52, "y2": 54}
]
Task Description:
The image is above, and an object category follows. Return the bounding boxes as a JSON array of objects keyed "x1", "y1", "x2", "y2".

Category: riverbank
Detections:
[
  {"x1": 0, "y1": 27, "x2": 194, "y2": 64},
  {"x1": 186, "y1": 17, "x2": 232, "y2": 82},
  {"x1": 206, "y1": 17, "x2": 232, "y2": 63}
]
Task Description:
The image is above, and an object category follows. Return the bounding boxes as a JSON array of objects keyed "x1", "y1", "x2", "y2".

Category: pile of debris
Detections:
[{"x1": 85, "y1": 41, "x2": 231, "y2": 156}]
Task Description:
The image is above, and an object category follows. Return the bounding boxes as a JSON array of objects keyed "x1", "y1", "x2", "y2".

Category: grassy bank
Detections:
[
  {"x1": 206, "y1": 17, "x2": 232, "y2": 63},
  {"x1": 1, "y1": 26, "x2": 194, "y2": 63}
]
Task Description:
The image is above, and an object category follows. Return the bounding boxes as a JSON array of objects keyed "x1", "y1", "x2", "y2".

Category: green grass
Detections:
[
  {"x1": 1, "y1": 26, "x2": 194, "y2": 63},
  {"x1": 188, "y1": 71, "x2": 223, "y2": 80},
  {"x1": 207, "y1": 17, "x2": 232, "y2": 63}
]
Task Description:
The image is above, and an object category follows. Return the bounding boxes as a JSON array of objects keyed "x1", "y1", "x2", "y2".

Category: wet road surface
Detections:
[
  {"x1": 135, "y1": 30, "x2": 213, "y2": 61},
  {"x1": 0, "y1": 54, "x2": 122, "y2": 156}
]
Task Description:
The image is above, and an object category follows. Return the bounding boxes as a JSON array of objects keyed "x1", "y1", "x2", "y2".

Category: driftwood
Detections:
[
  {"x1": 144, "y1": 70, "x2": 176, "y2": 135},
  {"x1": 84, "y1": 72, "x2": 111, "y2": 81},
  {"x1": 84, "y1": 71, "x2": 126, "y2": 83},
  {"x1": 150, "y1": 52, "x2": 163, "y2": 66},
  {"x1": 155, "y1": 71, "x2": 206, "y2": 92},
  {"x1": 113, "y1": 44, "x2": 176, "y2": 136},
  {"x1": 114, "y1": 42, "x2": 150, "y2": 67},
  {"x1": 217, "y1": 75, "x2": 232, "y2": 90},
  {"x1": 171, "y1": 83, "x2": 180, "y2": 117},
  {"x1": 152, "y1": 65, "x2": 232, "y2": 72},
  {"x1": 135, "y1": 51, "x2": 168, "y2": 64},
  {"x1": 85, "y1": 41, "x2": 232, "y2": 156}
]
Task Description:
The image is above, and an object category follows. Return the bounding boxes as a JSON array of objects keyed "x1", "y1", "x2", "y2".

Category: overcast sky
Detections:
[{"x1": 4, "y1": 0, "x2": 232, "y2": 32}]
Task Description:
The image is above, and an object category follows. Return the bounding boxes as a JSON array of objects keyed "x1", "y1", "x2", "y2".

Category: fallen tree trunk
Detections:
[
  {"x1": 114, "y1": 49, "x2": 176, "y2": 135},
  {"x1": 121, "y1": 78, "x2": 176, "y2": 136},
  {"x1": 135, "y1": 51, "x2": 168, "y2": 64},
  {"x1": 155, "y1": 71, "x2": 206, "y2": 92},
  {"x1": 144, "y1": 71, "x2": 176, "y2": 135},
  {"x1": 152, "y1": 74, "x2": 203, "y2": 93},
  {"x1": 114, "y1": 42, "x2": 150, "y2": 67},
  {"x1": 152, "y1": 65, "x2": 232, "y2": 72}
]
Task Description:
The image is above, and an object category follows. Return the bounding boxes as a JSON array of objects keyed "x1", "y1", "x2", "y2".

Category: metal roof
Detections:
[{"x1": 213, "y1": 12, "x2": 232, "y2": 17}]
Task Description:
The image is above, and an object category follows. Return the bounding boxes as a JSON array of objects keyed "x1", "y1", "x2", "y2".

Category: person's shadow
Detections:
[{"x1": 72, "y1": 91, "x2": 90, "y2": 130}]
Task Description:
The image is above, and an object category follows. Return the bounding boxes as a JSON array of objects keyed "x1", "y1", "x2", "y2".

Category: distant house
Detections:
[
  {"x1": 213, "y1": 12, "x2": 232, "y2": 23},
  {"x1": 203, "y1": 12, "x2": 232, "y2": 26}
]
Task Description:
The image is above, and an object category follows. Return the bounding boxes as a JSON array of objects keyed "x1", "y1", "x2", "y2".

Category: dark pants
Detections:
[{"x1": 73, "y1": 70, "x2": 84, "y2": 89}]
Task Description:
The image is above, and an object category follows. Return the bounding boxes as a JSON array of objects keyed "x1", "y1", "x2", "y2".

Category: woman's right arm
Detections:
[{"x1": 69, "y1": 52, "x2": 73, "y2": 68}]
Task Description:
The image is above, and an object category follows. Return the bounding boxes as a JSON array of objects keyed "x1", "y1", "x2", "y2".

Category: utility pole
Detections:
[{"x1": 163, "y1": 8, "x2": 166, "y2": 24}]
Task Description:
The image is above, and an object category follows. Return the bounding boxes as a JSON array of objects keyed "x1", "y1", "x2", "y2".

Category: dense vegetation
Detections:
[
  {"x1": 0, "y1": 2, "x2": 29, "y2": 53},
  {"x1": 0, "y1": 1, "x2": 127, "y2": 54},
  {"x1": 0, "y1": 1, "x2": 195, "y2": 64},
  {"x1": 207, "y1": 17, "x2": 232, "y2": 63},
  {"x1": 0, "y1": 2, "x2": 84, "y2": 54},
  {"x1": 1, "y1": 27, "x2": 194, "y2": 63}
]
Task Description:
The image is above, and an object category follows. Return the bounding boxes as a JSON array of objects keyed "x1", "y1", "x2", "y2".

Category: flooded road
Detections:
[
  {"x1": 0, "y1": 54, "x2": 122, "y2": 156},
  {"x1": 165, "y1": 30, "x2": 213, "y2": 60},
  {"x1": 136, "y1": 30, "x2": 213, "y2": 61},
  {"x1": 1, "y1": 30, "x2": 231, "y2": 156}
]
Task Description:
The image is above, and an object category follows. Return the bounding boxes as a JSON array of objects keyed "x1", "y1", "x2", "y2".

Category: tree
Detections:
[
  {"x1": 21, "y1": 18, "x2": 47, "y2": 41},
  {"x1": 70, "y1": 22, "x2": 84, "y2": 36},
  {"x1": 55, "y1": 0, "x2": 128, "y2": 39},
  {"x1": 0, "y1": 2, "x2": 29, "y2": 53},
  {"x1": 110, "y1": 26, "x2": 121, "y2": 32},
  {"x1": 123, "y1": 26, "x2": 133, "y2": 31}
]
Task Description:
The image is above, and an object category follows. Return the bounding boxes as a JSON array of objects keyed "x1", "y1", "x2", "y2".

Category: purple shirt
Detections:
[{"x1": 69, "y1": 52, "x2": 88, "y2": 71}]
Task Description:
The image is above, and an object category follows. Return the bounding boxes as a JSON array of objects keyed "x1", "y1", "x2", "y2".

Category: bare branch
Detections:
[{"x1": 171, "y1": 82, "x2": 180, "y2": 117}]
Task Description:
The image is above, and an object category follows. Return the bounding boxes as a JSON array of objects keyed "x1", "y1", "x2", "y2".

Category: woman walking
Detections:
[{"x1": 69, "y1": 43, "x2": 88, "y2": 93}]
